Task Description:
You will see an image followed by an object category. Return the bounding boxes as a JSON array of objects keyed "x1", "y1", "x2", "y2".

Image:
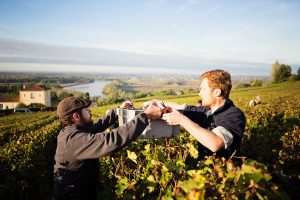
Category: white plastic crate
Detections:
[{"x1": 116, "y1": 108, "x2": 180, "y2": 139}]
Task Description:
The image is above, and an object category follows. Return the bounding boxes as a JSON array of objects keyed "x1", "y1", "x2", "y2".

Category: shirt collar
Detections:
[{"x1": 206, "y1": 99, "x2": 233, "y2": 116}]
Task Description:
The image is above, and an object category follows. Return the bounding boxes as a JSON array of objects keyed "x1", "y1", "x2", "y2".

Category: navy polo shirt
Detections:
[{"x1": 183, "y1": 99, "x2": 246, "y2": 159}]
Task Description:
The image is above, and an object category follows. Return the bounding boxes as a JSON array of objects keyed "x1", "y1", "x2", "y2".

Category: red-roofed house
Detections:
[
  {"x1": 0, "y1": 85, "x2": 51, "y2": 109},
  {"x1": 0, "y1": 96, "x2": 20, "y2": 109},
  {"x1": 20, "y1": 85, "x2": 51, "y2": 107}
]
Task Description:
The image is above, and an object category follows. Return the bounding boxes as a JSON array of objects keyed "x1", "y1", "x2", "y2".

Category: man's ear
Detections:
[
  {"x1": 213, "y1": 88, "x2": 222, "y2": 97},
  {"x1": 72, "y1": 112, "x2": 80, "y2": 123}
]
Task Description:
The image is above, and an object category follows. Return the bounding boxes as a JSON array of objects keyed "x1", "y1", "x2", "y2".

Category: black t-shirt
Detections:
[{"x1": 183, "y1": 99, "x2": 246, "y2": 159}]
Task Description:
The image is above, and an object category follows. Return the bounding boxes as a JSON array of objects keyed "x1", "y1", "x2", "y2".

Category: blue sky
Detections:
[{"x1": 0, "y1": 0, "x2": 299, "y2": 75}]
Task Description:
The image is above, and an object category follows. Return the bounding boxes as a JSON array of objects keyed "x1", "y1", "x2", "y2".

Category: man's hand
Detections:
[
  {"x1": 162, "y1": 109, "x2": 184, "y2": 125},
  {"x1": 142, "y1": 99, "x2": 163, "y2": 110},
  {"x1": 120, "y1": 100, "x2": 134, "y2": 109},
  {"x1": 144, "y1": 102, "x2": 162, "y2": 120}
]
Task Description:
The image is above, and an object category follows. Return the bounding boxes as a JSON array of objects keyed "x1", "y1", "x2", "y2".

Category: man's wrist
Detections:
[{"x1": 179, "y1": 115, "x2": 189, "y2": 126}]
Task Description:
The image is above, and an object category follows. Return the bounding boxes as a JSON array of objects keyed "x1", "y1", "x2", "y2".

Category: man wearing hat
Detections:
[{"x1": 54, "y1": 97, "x2": 162, "y2": 200}]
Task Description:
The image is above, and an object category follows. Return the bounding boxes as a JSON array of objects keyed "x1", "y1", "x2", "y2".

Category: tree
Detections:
[
  {"x1": 271, "y1": 60, "x2": 281, "y2": 82},
  {"x1": 16, "y1": 103, "x2": 27, "y2": 109},
  {"x1": 288, "y1": 75, "x2": 298, "y2": 82},
  {"x1": 82, "y1": 92, "x2": 90, "y2": 100},
  {"x1": 250, "y1": 79, "x2": 263, "y2": 87},
  {"x1": 233, "y1": 82, "x2": 251, "y2": 89},
  {"x1": 275, "y1": 64, "x2": 292, "y2": 83},
  {"x1": 271, "y1": 60, "x2": 292, "y2": 83},
  {"x1": 297, "y1": 67, "x2": 300, "y2": 78},
  {"x1": 59, "y1": 91, "x2": 73, "y2": 99}
]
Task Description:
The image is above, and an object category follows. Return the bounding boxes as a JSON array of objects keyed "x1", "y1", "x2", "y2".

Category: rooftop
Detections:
[
  {"x1": 20, "y1": 85, "x2": 50, "y2": 91},
  {"x1": 0, "y1": 95, "x2": 20, "y2": 102}
]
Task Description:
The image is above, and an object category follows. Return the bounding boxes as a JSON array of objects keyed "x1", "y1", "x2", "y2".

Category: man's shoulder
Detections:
[
  {"x1": 228, "y1": 105, "x2": 245, "y2": 116},
  {"x1": 216, "y1": 103, "x2": 245, "y2": 120},
  {"x1": 214, "y1": 102, "x2": 246, "y2": 136},
  {"x1": 58, "y1": 125, "x2": 85, "y2": 140}
]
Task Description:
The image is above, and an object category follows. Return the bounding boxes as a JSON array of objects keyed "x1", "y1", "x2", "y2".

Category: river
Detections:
[{"x1": 63, "y1": 80, "x2": 111, "y2": 97}]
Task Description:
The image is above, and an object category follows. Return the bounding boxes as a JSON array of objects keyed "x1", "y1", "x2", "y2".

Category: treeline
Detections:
[
  {"x1": 0, "y1": 72, "x2": 93, "y2": 85},
  {"x1": 271, "y1": 60, "x2": 300, "y2": 83},
  {"x1": 0, "y1": 84, "x2": 24, "y2": 95},
  {"x1": 97, "y1": 80, "x2": 198, "y2": 106},
  {"x1": 0, "y1": 73, "x2": 94, "y2": 96},
  {"x1": 234, "y1": 60, "x2": 300, "y2": 89},
  {"x1": 233, "y1": 79, "x2": 263, "y2": 89},
  {"x1": 50, "y1": 91, "x2": 90, "y2": 107},
  {"x1": 0, "y1": 83, "x2": 55, "y2": 96},
  {"x1": 135, "y1": 87, "x2": 197, "y2": 98}
]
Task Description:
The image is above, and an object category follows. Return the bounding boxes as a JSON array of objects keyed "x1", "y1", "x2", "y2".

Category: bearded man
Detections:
[{"x1": 54, "y1": 97, "x2": 162, "y2": 200}]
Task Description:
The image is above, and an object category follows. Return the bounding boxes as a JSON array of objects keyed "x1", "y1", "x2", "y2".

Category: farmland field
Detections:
[{"x1": 0, "y1": 81, "x2": 299, "y2": 200}]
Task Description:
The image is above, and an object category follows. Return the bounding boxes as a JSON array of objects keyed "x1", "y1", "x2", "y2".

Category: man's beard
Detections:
[{"x1": 80, "y1": 117, "x2": 93, "y2": 127}]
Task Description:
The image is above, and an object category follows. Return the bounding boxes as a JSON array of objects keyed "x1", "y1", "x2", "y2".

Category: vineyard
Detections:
[{"x1": 0, "y1": 81, "x2": 299, "y2": 199}]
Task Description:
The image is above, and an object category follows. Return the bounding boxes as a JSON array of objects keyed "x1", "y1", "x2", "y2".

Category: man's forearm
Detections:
[
  {"x1": 180, "y1": 116, "x2": 225, "y2": 152},
  {"x1": 89, "y1": 108, "x2": 118, "y2": 133}
]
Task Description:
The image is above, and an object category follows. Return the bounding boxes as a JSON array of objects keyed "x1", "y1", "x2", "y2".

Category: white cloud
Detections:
[
  {"x1": 144, "y1": 0, "x2": 166, "y2": 10},
  {"x1": 176, "y1": 5, "x2": 188, "y2": 14},
  {"x1": 186, "y1": 0, "x2": 201, "y2": 5},
  {"x1": 205, "y1": 3, "x2": 223, "y2": 14},
  {"x1": 176, "y1": 0, "x2": 202, "y2": 14},
  {"x1": 0, "y1": 62, "x2": 195, "y2": 75},
  {"x1": 0, "y1": 38, "x2": 299, "y2": 76}
]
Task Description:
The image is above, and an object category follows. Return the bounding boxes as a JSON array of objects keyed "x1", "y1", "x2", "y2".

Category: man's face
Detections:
[
  {"x1": 78, "y1": 108, "x2": 93, "y2": 127},
  {"x1": 199, "y1": 78, "x2": 215, "y2": 107}
]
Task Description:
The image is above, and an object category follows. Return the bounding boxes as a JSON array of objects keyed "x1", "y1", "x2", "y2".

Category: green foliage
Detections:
[
  {"x1": 0, "y1": 72, "x2": 94, "y2": 85},
  {"x1": 16, "y1": 103, "x2": 27, "y2": 109},
  {"x1": 276, "y1": 64, "x2": 292, "y2": 82},
  {"x1": 288, "y1": 74, "x2": 298, "y2": 82},
  {"x1": 0, "y1": 112, "x2": 56, "y2": 146},
  {"x1": 51, "y1": 91, "x2": 59, "y2": 106},
  {"x1": 250, "y1": 79, "x2": 263, "y2": 87},
  {"x1": 80, "y1": 92, "x2": 90, "y2": 100},
  {"x1": 153, "y1": 88, "x2": 175, "y2": 96},
  {"x1": 0, "y1": 83, "x2": 23, "y2": 95},
  {"x1": 234, "y1": 82, "x2": 252, "y2": 89},
  {"x1": 271, "y1": 60, "x2": 281, "y2": 81},
  {"x1": 100, "y1": 137, "x2": 287, "y2": 199},
  {"x1": 233, "y1": 79, "x2": 263, "y2": 89},
  {"x1": 59, "y1": 91, "x2": 73, "y2": 99},
  {"x1": 1, "y1": 81, "x2": 300, "y2": 199},
  {"x1": 271, "y1": 60, "x2": 292, "y2": 83},
  {"x1": 241, "y1": 95, "x2": 300, "y2": 175},
  {"x1": 99, "y1": 80, "x2": 136, "y2": 106},
  {"x1": 180, "y1": 87, "x2": 198, "y2": 94},
  {"x1": 99, "y1": 80, "x2": 177, "y2": 106},
  {"x1": 134, "y1": 91, "x2": 149, "y2": 98},
  {"x1": 28, "y1": 103, "x2": 45, "y2": 108},
  {"x1": 0, "y1": 113, "x2": 60, "y2": 199},
  {"x1": 278, "y1": 125, "x2": 300, "y2": 176}
]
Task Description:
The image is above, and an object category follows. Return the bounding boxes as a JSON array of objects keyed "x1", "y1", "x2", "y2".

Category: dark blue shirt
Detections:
[{"x1": 183, "y1": 99, "x2": 246, "y2": 159}]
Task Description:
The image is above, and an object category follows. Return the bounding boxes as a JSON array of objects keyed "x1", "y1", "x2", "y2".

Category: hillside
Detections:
[{"x1": 0, "y1": 81, "x2": 299, "y2": 199}]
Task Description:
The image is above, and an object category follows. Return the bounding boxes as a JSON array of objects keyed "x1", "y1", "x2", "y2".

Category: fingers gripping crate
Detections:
[{"x1": 116, "y1": 108, "x2": 180, "y2": 139}]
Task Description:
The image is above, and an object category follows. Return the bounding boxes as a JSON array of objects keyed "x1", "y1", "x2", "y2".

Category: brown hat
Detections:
[{"x1": 57, "y1": 97, "x2": 92, "y2": 118}]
